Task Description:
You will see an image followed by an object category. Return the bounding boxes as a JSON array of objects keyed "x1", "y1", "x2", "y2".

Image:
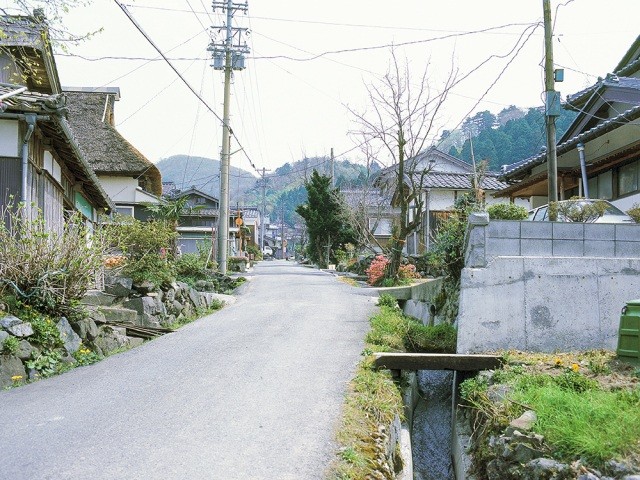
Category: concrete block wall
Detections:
[{"x1": 457, "y1": 216, "x2": 640, "y2": 353}]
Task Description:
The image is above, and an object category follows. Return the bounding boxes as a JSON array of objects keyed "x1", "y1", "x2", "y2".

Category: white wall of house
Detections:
[
  {"x1": 99, "y1": 176, "x2": 138, "y2": 202},
  {"x1": 426, "y1": 189, "x2": 529, "y2": 211},
  {"x1": 98, "y1": 176, "x2": 161, "y2": 205},
  {"x1": 0, "y1": 119, "x2": 19, "y2": 157}
]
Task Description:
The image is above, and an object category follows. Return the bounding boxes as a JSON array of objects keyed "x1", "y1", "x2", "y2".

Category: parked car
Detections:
[
  {"x1": 262, "y1": 246, "x2": 273, "y2": 256},
  {"x1": 528, "y1": 199, "x2": 635, "y2": 223}
]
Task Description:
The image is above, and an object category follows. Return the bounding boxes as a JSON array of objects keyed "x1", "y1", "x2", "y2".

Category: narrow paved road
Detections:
[{"x1": 0, "y1": 261, "x2": 376, "y2": 480}]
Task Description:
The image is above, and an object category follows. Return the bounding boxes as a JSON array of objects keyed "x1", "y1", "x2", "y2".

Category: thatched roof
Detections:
[{"x1": 63, "y1": 89, "x2": 162, "y2": 196}]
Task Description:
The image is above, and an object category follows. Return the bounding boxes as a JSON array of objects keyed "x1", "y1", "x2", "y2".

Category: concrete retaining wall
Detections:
[
  {"x1": 379, "y1": 278, "x2": 444, "y2": 325},
  {"x1": 457, "y1": 215, "x2": 640, "y2": 354}
]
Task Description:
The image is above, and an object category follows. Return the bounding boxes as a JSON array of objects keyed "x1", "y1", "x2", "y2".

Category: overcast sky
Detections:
[{"x1": 6, "y1": 1, "x2": 640, "y2": 177}]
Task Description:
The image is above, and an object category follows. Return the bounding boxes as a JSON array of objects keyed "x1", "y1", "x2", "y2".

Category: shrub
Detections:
[
  {"x1": 486, "y1": 203, "x2": 529, "y2": 220},
  {"x1": 245, "y1": 244, "x2": 262, "y2": 260},
  {"x1": 366, "y1": 255, "x2": 389, "y2": 286},
  {"x1": 428, "y1": 193, "x2": 482, "y2": 281},
  {"x1": 0, "y1": 204, "x2": 106, "y2": 318},
  {"x1": 2, "y1": 335, "x2": 19, "y2": 355},
  {"x1": 550, "y1": 197, "x2": 609, "y2": 223},
  {"x1": 104, "y1": 216, "x2": 177, "y2": 286},
  {"x1": 175, "y1": 253, "x2": 208, "y2": 280},
  {"x1": 627, "y1": 203, "x2": 640, "y2": 223},
  {"x1": 228, "y1": 256, "x2": 248, "y2": 272},
  {"x1": 377, "y1": 293, "x2": 397, "y2": 308}
]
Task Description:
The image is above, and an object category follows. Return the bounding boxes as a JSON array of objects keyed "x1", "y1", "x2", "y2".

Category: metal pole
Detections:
[
  {"x1": 544, "y1": 0, "x2": 559, "y2": 219},
  {"x1": 217, "y1": 0, "x2": 234, "y2": 274},
  {"x1": 577, "y1": 143, "x2": 589, "y2": 198}
]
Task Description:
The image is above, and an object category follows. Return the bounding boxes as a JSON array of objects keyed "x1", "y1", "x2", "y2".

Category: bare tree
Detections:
[{"x1": 350, "y1": 49, "x2": 457, "y2": 280}]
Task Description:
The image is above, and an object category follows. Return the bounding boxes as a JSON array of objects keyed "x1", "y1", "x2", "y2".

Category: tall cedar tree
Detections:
[{"x1": 296, "y1": 170, "x2": 356, "y2": 267}]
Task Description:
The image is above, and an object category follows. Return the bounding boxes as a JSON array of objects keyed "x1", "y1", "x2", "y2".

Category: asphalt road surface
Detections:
[{"x1": 0, "y1": 261, "x2": 377, "y2": 480}]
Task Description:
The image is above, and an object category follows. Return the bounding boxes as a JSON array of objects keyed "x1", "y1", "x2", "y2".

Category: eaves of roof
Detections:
[{"x1": 501, "y1": 104, "x2": 640, "y2": 180}]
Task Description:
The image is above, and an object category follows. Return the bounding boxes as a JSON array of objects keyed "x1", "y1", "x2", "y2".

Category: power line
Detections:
[
  {"x1": 113, "y1": 0, "x2": 264, "y2": 178},
  {"x1": 251, "y1": 22, "x2": 539, "y2": 62}
]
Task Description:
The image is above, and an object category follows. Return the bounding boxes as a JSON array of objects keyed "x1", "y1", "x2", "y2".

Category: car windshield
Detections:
[{"x1": 570, "y1": 200, "x2": 626, "y2": 216}]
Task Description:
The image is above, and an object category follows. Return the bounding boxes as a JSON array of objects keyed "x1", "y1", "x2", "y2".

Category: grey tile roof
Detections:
[
  {"x1": 418, "y1": 172, "x2": 507, "y2": 190},
  {"x1": 501, "y1": 103, "x2": 640, "y2": 180},
  {"x1": 0, "y1": 85, "x2": 65, "y2": 112},
  {"x1": 566, "y1": 75, "x2": 640, "y2": 107}
]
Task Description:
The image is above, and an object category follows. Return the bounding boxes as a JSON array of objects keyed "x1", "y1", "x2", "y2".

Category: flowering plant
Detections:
[{"x1": 366, "y1": 255, "x2": 389, "y2": 286}]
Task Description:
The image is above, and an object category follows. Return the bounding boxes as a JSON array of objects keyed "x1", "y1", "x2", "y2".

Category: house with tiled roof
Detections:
[
  {"x1": 63, "y1": 87, "x2": 162, "y2": 220},
  {"x1": 498, "y1": 35, "x2": 640, "y2": 212},
  {"x1": 369, "y1": 147, "x2": 524, "y2": 253},
  {"x1": 0, "y1": 14, "x2": 113, "y2": 230}
]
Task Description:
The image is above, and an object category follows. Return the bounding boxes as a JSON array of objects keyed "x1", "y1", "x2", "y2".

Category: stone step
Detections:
[
  {"x1": 80, "y1": 290, "x2": 118, "y2": 307},
  {"x1": 97, "y1": 306, "x2": 138, "y2": 325},
  {"x1": 200, "y1": 292, "x2": 235, "y2": 308}
]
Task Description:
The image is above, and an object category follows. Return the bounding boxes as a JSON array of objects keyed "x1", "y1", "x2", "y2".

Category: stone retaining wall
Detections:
[{"x1": 0, "y1": 275, "x2": 231, "y2": 388}]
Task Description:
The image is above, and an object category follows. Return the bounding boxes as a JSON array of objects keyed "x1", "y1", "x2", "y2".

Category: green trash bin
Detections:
[{"x1": 617, "y1": 299, "x2": 640, "y2": 364}]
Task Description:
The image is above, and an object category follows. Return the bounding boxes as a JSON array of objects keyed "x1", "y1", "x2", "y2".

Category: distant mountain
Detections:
[
  {"x1": 156, "y1": 155, "x2": 258, "y2": 204},
  {"x1": 157, "y1": 154, "x2": 376, "y2": 225}
]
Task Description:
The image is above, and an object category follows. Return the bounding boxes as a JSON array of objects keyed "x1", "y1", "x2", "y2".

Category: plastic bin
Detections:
[{"x1": 617, "y1": 299, "x2": 640, "y2": 364}]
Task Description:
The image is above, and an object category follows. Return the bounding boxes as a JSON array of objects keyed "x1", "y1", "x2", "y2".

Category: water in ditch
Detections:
[{"x1": 412, "y1": 370, "x2": 454, "y2": 480}]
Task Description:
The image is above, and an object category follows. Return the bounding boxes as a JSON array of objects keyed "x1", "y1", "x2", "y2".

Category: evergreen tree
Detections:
[{"x1": 296, "y1": 170, "x2": 356, "y2": 267}]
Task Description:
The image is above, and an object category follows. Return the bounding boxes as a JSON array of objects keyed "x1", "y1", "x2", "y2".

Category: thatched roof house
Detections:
[{"x1": 64, "y1": 87, "x2": 162, "y2": 197}]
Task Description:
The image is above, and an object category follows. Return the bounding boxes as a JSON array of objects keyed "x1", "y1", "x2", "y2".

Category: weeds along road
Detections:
[{"x1": 0, "y1": 260, "x2": 377, "y2": 480}]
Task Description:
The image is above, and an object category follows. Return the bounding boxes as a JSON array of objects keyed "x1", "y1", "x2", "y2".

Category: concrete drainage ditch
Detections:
[{"x1": 398, "y1": 370, "x2": 466, "y2": 480}]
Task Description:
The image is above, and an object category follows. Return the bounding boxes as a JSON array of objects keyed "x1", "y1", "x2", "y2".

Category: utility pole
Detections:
[
  {"x1": 330, "y1": 147, "x2": 335, "y2": 188},
  {"x1": 280, "y1": 203, "x2": 286, "y2": 260},
  {"x1": 543, "y1": 0, "x2": 560, "y2": 220},
  {"x1": 259, "y1": 167, "x2": 271, "y2": 252},
  {"x1": 209, "y1": 0, "x2": 249, "y2": 273}
]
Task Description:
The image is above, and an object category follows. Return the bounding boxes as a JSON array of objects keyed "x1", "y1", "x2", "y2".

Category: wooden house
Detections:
[
  {"x1": 498, "y1": 35, "x2": 640, "y2": 211},
  {"x1": 373, "y1": 147, "x2": 524, "y2": 253},
  {"x1": 172, "y1": 188, "x2": 220, "y2": 254},
  {"x1": 0, "y1": 14, "x2": 113, "y2": 229}
]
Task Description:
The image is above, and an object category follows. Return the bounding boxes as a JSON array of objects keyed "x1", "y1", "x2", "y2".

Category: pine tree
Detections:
[{"x1": 296, "y1": 170, "x2": 356, "y2": 267}]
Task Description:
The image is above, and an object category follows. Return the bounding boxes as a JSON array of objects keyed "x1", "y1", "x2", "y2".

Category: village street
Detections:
[{"x1": 0, "y1": 261, "x2": 377, "y2": 480}]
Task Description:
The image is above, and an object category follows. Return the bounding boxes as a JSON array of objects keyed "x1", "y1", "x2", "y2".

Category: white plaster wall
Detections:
[
  {"x1": 98, "y1": 176, "x2": 138, "y2": 202},
  {"x1": 428, "y1": 189, "x2": 529, "y2": 211},
  {"x1": 0, "y1": 119, "x2": 19, "y2": 157}
]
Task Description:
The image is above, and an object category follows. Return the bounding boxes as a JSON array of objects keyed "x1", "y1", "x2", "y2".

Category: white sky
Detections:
[{"x1": 11, "y1": 1, "x2": 640, "y2": 176}]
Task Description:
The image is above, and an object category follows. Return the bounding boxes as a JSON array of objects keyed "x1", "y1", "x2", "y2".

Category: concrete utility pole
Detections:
[
  {"x1": 330, "y1": 147, "x2": 335, "y2": 188},
  {"x1": 280, "y1": 203, "x2": 286, "y2": 259},
  {"x1": 259, "y1": 167, "x2": 270, "y2": 251},
  {"x1": 543, "y1": 0, "x2": 560, "y2": 220},
  {"x1": 210, "y1": 0, "x2": 249, "y2": 273}
]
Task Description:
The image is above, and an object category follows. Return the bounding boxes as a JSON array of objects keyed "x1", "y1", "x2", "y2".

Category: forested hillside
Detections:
[{"x1": 445, "y1": 106, "x2": 578, "y2": 171}]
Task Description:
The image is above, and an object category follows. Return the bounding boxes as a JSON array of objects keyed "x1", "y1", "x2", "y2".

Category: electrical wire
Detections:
[{"x1": 114, "y1": 0, "x2": 264, "y2": 178}]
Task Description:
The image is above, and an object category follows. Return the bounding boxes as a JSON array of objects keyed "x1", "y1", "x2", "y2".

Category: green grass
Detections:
[
  {"x1": 329, "y1": 300, "x2": 457, "y2": 479},
  {"x1": 514, "y1": 383, "x2": 640, "y2": 466},
  {"x1": 366, "y1": 305, "x2": 456, "y2": 353},
  {"x1": 460, "y1": 360, "x2": 640, "y2": 472}
]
